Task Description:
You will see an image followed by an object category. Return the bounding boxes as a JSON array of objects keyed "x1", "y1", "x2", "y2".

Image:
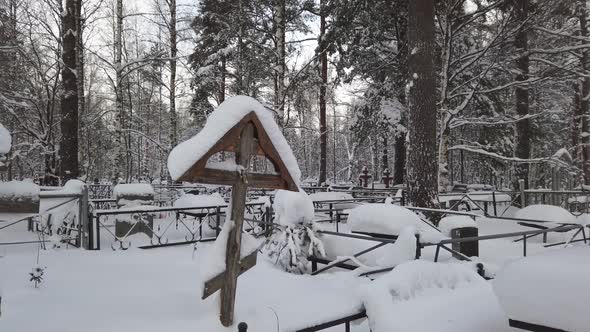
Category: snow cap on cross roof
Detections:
[{"x1": 167, "y1": 96, "x2": 301, "y2": 186}]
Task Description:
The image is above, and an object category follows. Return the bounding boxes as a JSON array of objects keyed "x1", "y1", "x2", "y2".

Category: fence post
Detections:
[
  {"x1": 415, "y1": 234, "x2": 421, "y2": 259},
  {"x1": 551, "y1": 167, "x2": 558, "y2": 206},
  {"x1": 80, "y1": 185, "x2": 89, "y2": 249},
  {"x1": 215, "y1": 206, "x2": 221, "y2": 238},
  {"x1": 519, "y1": 179, "x2": 526, "y2": 208},
  {"x1": 264, "y1": 205, "x2": 271, "y2": 237},
  {"x1": 492, "y1": 192, "x2": 497, "y2": 217},
  {"x1": 96, "y1": 215, "x2": 101, "y2": 250}
]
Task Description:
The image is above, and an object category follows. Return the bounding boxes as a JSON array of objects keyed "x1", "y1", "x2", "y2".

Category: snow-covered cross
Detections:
[{"x1": 167, "y1": 96, "x2": 300, "y2": 327}]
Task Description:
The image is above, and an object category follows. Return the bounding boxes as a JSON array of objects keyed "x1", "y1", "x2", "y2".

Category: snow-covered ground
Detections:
[
  {"x1": 2, "y1": 198, "x2": 588, "y2": 331},
  {"x1": 0, "y1": 245, "x2": 513, "y2": 332}
]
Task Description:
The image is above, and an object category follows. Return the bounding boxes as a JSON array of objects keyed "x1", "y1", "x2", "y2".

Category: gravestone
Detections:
[
  {"x1": 359, "y1": 166, "x2": 372, "y2": 188},
  {"x1": 114, "y1": 184, "x2": 155, "y2": 239},
  {"x1": 381, "y1": 168, "x2": 393, "y2": 188}
]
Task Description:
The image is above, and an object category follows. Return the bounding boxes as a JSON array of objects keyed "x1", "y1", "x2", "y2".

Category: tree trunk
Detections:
[
  {"x1": 236, "y1": 0, "x2": 244, "y2": 94},
  {"x1": 513, "y1": 0, "x2": 531, "y2": 189},
  {"x1": 394, "y1": 134, "x2": 406, "y2": 184},
  {"x1": 394, "y1": 0, "x2": 408, "y2": 186},
  {"x1": 114, "y1": 0, "x2": 124, "y2": 182},
  {"x1": 381, "y1": 136, "x2": 388, "y2": 175},
  {"x1": 76, "y1": 0, "x2": 85, "y2": 178},
  {"x1": 168, "y1": 0, "x2": 178, "y2": 151},
  {"x1": 318, "y1": 0, "x2": 327, "y2": 185},
  {"x1": 578, "y1": 0, "x2": 590, "y2": 184},
  {"x1": 406, "y1": 0, "x2": 438, "y2": 208},
  {"x1": 219, "y1": 56, "x2": 226, "y2": 103},
  {"x1": 274, "y1": 0, "x2": 286, "y2": 125},
  {"x1": 438, "y1": 7, "x2": 452, "y2": 192},
  {"x1": 59, "y1": 0, "x2": 81, "y2": 182}
]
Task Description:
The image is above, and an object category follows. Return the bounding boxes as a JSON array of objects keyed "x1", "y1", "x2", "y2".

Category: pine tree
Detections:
[{"x1": 406, "y1": 0, "x2": 438, "y2": 208}]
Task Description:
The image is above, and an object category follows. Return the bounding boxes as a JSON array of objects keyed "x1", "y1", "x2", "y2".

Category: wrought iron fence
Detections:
[{"x1": 88, "y1": 202, "x2": 268, "y2": 250}]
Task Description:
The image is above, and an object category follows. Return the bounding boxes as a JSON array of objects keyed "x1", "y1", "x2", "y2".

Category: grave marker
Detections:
[
  {"x1": 359, "y1": 166, "x2": 372, "y2": 188},
  {"x1": 172, "y1": 106, "x2": 299, "y2": 327},
  {"x1": 381, "y1": 168, "x2": 393, "y2": 188}
]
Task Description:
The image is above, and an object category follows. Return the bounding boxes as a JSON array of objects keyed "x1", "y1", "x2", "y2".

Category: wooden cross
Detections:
[
  {"x1": 382, "y1": 168, "x2": 393, "y2": 188},
  {"x1": 217, "y1": 122, "x2": 255, "y2": 326},
  {"x1": 359, "y1": 166, "x2": 372, "y2": 188},
  {"x1": 174, "y1": 110, "x2": 298, "y2": 327}
]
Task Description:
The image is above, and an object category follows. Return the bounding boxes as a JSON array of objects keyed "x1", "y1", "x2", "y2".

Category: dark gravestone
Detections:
[
  {"x1": 358, "y1": 166, "x2": 372, "y2": 188},
  {"x1": 115, "y1": 190, "x2": 155, "y2": 239},
  {"x1": 450, "y1": 227, "x2": 478, "y2": 258}
]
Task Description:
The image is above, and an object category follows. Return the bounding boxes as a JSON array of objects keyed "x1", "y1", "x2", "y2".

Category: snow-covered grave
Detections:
[
  {"x1": 167, "y1": 95, "x2": 301, "y2": 326},
  {"x1": 348, "y1": 203, "x2": 445, "y2": 244},
  {"x1": 309, "y1": 191, "x2": 359, "y2": 210},
  {"x1": 493, "y1": 246, "x2": 590, "y2": 331},
  {"x1": 113, "y1": 183, "x2": 155, "y2": 207},
  {"x1": 0, "y1": 180, "x2": 40, "y2": 215}
]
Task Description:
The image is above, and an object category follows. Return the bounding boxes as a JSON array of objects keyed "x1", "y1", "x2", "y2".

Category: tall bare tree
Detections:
[
  {"x1": 59, "y1": 0, "x2": 82, "y2": 181},
  {"x1": 318, "y1": 0, "x2": 327, "y2": 185},
  {"x1": 513, "y1": 0, "x2": 531, "y2": 189},
  {"x1": 167, "y1": 0, "x2": 178, "y2": 150}
]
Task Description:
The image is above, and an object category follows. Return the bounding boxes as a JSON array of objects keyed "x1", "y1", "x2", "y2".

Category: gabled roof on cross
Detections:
[{"x1": 167, "y1": 96, "x2": 301, "y2": 192}]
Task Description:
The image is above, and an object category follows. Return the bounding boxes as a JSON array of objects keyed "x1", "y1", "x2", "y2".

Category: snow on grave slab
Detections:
[
  {"x1": 0, "y1": 122, "x2": 11, "y2": 154},
  {"x1": 309, "y1": 191, "x2": 353, "y2": 202},
  {"x1": 0, "y1": 247, "x2": 366, "y2": 332},
  {"x1": 173, "y1": 192, "x2": 227, "y2": 209},
  {"x1": 113, "y1": 183, "x2": 155, "y2": 199},
  {"x1": 348, "y1": 203, "x2": 445, "y2": 243},
  {"x1": 361, "y1": 260, "x2": 508, "y2": 332},
  {"x1": 515, "y1": 204, "x2": 577, "y2": 224},
  {"x1": 309, "y1": 191, "x2": 359, "y2": 210},
  {"x1": 438, "y1": 216, "x2": 477, "y2": 236},
  {"x1": 0, "y1": 180, "x2": 40, "y2": 216},
  {"x1": 493, "y1": 247, "x2": 590, "y2": 332},
  {"x1": 167, "y1": 96, "x2": 301, "y2": 185},
  {"x1": 273, "y1": 189, "x2": 314, "y2": 225},
  {"x1": 0, "y1": 180, "x2": 39, "y2": 201}
]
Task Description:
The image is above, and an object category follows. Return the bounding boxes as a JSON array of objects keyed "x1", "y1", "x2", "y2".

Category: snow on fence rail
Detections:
[
  {"x1": 88, "y1": 202, "x2": 269, "y2": 250},
  {"x1": 0, "y1": 185, "x2": 89, "y2": 250}
]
